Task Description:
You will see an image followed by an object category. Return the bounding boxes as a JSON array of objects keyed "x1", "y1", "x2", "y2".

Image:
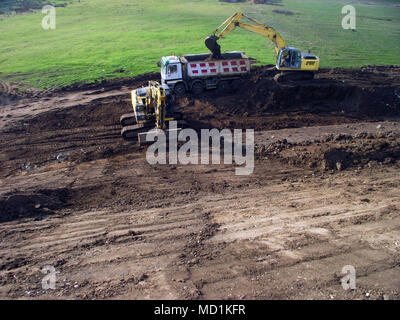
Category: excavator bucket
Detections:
[{"x1": 205, "y1": 35, "x2": 222, "y2": 59}]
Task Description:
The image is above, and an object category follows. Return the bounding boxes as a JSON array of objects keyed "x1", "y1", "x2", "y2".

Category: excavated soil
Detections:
[
  {"x1": 256, "y1": 131, "x2": 400, "y2": 172},
  {"x1": 0, "y1": 65, "x2": 399, "y2": 300}
]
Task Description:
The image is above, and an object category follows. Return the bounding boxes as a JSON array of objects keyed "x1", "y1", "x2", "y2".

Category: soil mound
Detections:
[
  {"x1": 256, "y1": 132, "x2": 400, "y2": 171},
  {"x1": 0, "y1": 189, "x2": 69, "y2": 222},
  {"x1": 217, "y1": 66, "x2": 400, "y2": 117}
]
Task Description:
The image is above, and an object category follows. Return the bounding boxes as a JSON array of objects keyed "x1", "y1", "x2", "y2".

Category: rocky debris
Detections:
[{"x1": 256, "y1": 133, "x2": 400, "y2": 172}]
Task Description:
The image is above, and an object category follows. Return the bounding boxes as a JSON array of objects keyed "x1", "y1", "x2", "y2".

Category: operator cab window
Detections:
[
  {"x1": 279, "y1": 49, "x2": 301, "y2": 69},
  {"x1": 280, "y1": 50, "x2": 290, "y2": 67},
  {"x1": 291, "y1": 50, "x2": 301, "y2": 68},
  {"x1": 168, "y1": 64, "x2": 177, "y2": 75}
]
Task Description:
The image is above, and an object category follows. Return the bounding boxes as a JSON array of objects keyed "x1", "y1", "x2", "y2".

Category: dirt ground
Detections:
[{"x1": 0, "y1": 66, "x2": 399, "y2": 300}]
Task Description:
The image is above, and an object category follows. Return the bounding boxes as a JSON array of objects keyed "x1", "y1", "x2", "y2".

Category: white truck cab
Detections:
[{"x1": 161, "y1": 55, "x2": 183, "y2": 86}]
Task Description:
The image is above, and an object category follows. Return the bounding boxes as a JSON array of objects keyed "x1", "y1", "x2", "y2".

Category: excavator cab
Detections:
[{"x1": 276, "y1": 47, "x2": 302, "y2": 70}]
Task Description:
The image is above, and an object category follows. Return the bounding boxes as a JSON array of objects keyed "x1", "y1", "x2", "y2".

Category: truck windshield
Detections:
[
  {"x1": 161, "y1": 64, "x2": 167, "y2": 77},
  {"x1": 168, "y1": 64, "x2": 177, "y2": 75}
]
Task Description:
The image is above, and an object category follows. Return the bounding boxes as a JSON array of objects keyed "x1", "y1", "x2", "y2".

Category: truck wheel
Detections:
[
  {"x1": 174, "y1": 83, "x2": 186, "y2": 95},
  {"x1": 191, "y1": 82, "x2": 204, "y2": 95},
  {"x1": 217, "y1": 81, "x2": 230, "y2": 93},
  {"x1": 230, "y1": 79, "x2": 241, "y2": 92}
]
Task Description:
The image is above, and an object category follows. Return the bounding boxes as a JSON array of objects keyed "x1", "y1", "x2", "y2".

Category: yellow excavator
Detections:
[
  {"x1": 120, "y1": 81, "x2": 184, "y2": 144},
  {"x1": 205, "y1": 12, "x2": 319, "y2": 82}
]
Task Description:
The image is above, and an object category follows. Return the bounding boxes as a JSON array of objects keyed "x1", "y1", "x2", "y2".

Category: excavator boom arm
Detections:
[
  {"x1": 207, "y1": 12, "x2": 286, "y2": 55},
  {"x1": 232, "y1": 21, "x2": 286, "y2": 54},
  {"x1": 146, "y1": 81, "x2": 166, "y2": 129}
]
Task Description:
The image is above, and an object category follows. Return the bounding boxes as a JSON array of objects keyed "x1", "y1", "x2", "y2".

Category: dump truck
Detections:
[{"x1": 160, "y1": 51, "x2": 253, "y2": 95}]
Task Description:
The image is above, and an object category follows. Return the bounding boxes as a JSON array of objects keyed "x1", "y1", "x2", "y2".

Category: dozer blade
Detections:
[
  {"x1": 138, "y1": 120, "x2": 188, "y2": 146},
  {"x1": 137, "y1": 128, "x2": 181, "y2": 145},
  {"x1": 121, "y1": 121, "x2": 154, "y2": 141},
  {"x1": 204, "y1": 35, "x2": 222, "y2": 59}
]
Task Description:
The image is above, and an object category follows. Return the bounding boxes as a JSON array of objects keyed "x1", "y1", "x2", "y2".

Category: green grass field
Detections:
[{"x1": 0, "y1": 0, "x2": 399, "y2": 89}]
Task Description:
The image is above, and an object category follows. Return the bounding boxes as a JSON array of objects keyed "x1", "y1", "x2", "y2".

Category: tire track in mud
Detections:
[
  {"x1": 0, "y1": 80, "x2": 12, "y2": 95},
  {"x1": 1, "y1": 151, "x2": 399, "y2": 299},
  {"x1": 0, "y1": 80, "x2": 17, "y2": 106},
  {"x1": 0, "y1": 199, "x2": 215, "y2": 299},
  {"x1": 183, "y1": 167, "x2": 400, "y2": 299},
  {"x1": 0, "y1": 151, "x2": 293, "y2": 298}
]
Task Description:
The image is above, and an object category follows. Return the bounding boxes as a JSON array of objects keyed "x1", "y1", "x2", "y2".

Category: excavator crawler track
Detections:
[
  {"x1": 274, "y1": 71, "x2": 314, "y2": 83},
  {"x1": 120, "y1": 113, "x2": 137, "y2": 127},
  {"x1": 121, "y1": 121, "x2": 154, "y2": 141}
]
